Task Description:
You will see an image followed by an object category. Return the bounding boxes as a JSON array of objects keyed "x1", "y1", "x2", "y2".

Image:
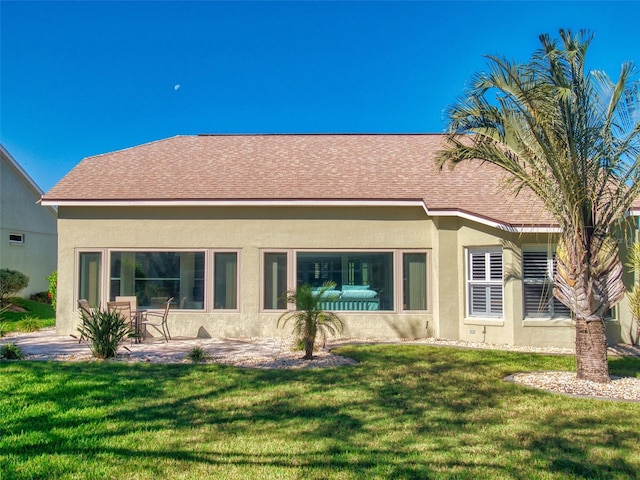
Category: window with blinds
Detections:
[
  {"x1": 522, "y1": 250, "x2": 571, "y2": 318},
  {"x1": 467, "y1": 249, "x2": 503, "y2": 317}
]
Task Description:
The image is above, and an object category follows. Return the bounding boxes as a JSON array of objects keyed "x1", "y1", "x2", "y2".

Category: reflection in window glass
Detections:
[
  {"x1": 214, "y1": 252, "x2": 237, "y2": 309},
  {"x1": 403, "y1": 253, "x2": 427, "y2": 310},
  {"x1": 79, "y1": 252, "x2": 102, "y2": 308},
  {"x1": 296, "y1": 252, "x2": 393, "y2": 311},
  {"x1": 523, "y1": 250, "x2": 571, "y2": 318},
  {"x1": 110, "y1": 251, "x2": 205, "y2": 309},
  {"x1": 264, "y1": 253, "x2": 287, "y2": 309}
]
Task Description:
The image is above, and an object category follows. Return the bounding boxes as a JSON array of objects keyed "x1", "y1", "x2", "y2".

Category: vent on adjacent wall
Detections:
[{"x1": 9, "y1": 233, "x2": 24, "y2": 244}]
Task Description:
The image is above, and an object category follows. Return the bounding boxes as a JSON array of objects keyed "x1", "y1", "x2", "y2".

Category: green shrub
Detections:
[
  {"x1": 30, "y1": 291, "x2": 51, "y2": 304},
  {"x1": 77, "y1": 308, "x2": 133, "y2": 359},
  {"x1": 186, "y1": 346, "x2": 211, "y2": 363},
  {"x1": 17, "y1": 315, "x2": 41, "y2": 332},
  {"x1": 0, "y1": 343, "x2": 24, "y2": 360},
  {"x1": 47, "y1": 271, "x2": 57, "y2": 311},
  {"x1": 0, "y1": 269, "x2": 29, "y2": 307}
]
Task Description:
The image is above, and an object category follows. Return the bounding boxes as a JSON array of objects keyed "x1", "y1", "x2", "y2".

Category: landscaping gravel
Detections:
[{"x1": 505, "y1": 371, "x2": 640, "y2": 402}]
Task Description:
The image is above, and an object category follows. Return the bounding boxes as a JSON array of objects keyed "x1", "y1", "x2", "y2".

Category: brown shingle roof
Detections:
[{"x1": 42, "y1": 134, "x2": 557, "y2": 229}]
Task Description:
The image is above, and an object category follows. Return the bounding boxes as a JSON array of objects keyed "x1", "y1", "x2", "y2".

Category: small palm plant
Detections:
[{"x1": 277, "y1": 282, "x2": 344, "y2": 360}]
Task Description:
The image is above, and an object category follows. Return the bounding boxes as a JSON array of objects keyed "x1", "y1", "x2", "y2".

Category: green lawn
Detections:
[
  {"x1": 1, "y1": 345, "x2": 639, "y2": 479},
  {"x1": 0, "y1": 298, "x2": 55, "y2": 333}
]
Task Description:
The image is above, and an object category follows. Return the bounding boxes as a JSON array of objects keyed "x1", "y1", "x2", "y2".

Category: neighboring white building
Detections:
[{"x1": 0, "y1": 145, "x2": 57, "y2": 297}]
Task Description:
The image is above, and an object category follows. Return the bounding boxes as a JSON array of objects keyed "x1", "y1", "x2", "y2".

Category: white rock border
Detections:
[{"x1": 505, "y1": 371, "x2": 640, "y2": 402}]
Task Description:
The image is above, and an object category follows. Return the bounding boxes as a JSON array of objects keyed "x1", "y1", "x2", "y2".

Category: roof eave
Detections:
[
  {"x1": 1, "y1": 145, "x2": 57, "y2": 215},
  {"x1": 41, "y1": 198, "x2": 562, "y2": 233}
]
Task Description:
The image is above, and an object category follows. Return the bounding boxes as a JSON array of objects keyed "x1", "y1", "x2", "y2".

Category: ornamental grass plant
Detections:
[
  {"x1": 16, "y1": 315, "x2": 41, "y2": 333},
  {"x1": 76, "y1": 308, "x2": 133, "y2": 359},
  {"x1": 1, "y1": 298, "x2": 55, "y2": 333},
  {"x1": 0, "y1": 342, "x2": 23, "y2": 360},
  {"x1": 186, "y1": 345, "x2": 211, "y2": 363}
]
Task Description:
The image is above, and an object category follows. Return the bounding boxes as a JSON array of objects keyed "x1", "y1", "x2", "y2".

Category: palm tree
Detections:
[
  {"x1": 277, "y1": 282, "x2": 344, "y2": 360},
  {"x1": 437, "y1": 29, "x2": 640, "y2": 383}
]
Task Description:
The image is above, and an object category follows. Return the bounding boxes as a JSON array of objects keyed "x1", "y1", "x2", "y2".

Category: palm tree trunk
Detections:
[
  {"x1": 575, "y1": 317, "x2": 610, "y2": 383},
  {"x1": 304, "y1": 337, "x2": 315, "y2": 360}
]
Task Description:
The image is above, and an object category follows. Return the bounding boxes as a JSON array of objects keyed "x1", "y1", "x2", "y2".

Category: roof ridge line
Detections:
[
  {"x1": 82, "y1": 135, "x2": 188, "y2": 160},
  {"x1": 195, "y1": 132, "x2": 445, "y2": 137}
]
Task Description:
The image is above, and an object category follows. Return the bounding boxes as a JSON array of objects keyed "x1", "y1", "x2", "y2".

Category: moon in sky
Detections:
[{"x1": 174, "y1": 84, "x2": 181, "y2": 91}]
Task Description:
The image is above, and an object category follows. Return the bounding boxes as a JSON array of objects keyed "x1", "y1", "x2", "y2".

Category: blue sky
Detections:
[{"x1": 2, "y1": 1, "x2": 639, "y2": 193}]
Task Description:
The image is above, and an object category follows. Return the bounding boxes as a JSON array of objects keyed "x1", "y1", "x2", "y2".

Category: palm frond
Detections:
[{"x1": 439, "y1": 28, "x2": 640, "y2": 326}]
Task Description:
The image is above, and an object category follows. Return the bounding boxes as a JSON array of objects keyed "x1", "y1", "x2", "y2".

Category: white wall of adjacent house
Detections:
[{"x1": 0, "y1": 150, "x2": 57, "y2": 297}]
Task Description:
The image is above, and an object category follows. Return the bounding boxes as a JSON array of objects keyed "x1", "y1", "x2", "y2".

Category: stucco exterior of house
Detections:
[
  {"x1": 1, "y1": 145, "x2": 57, "y2": 297},
  {"x1": 40, "y1": 134, "x2": 639, "y2": 348}
]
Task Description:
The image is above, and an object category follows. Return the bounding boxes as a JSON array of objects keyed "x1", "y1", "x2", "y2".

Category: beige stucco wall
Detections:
[
  {"x1": 437, "y1": 220, "x2": 634, "y2": 349},
  {"x1": 0, "y1": 152, "x2": 57, "y2": 296},
  {"x1": 461, "y1": 224, "x2": 579, "y2": 349},
  {"x1": 55, "y1": 206, "x2": 434, "y2": 339},
  {"x1": 54, "y1": 204, "x2": 636, "y2": 348}
]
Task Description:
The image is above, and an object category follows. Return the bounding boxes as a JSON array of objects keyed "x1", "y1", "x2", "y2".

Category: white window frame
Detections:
[{"x1": 466, "y1": 247, "x2": 503, "y2": 318}]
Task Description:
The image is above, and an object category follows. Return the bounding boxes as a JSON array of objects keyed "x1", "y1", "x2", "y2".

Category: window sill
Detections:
[
  {"x1": 464, "y1": 318, "x2": 504, "y2": 327},
  {"x1": 523, "y1": 318, "x2": 573, "y2": 327}
]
